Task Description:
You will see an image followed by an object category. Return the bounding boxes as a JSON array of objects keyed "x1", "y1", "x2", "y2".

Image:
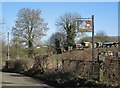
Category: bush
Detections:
[
  {"x1": 3, "y1": 59, "x2": 31, "y2": 73},
  {"x1": 34, "y1": 54, "x2": 49, "y2": 71},
  {"x1": 14, "y1": 59, "x2": 29, "y2": 73},
  {"x1": 3, "y1": 60, "x2": 15, "y2": 72}
]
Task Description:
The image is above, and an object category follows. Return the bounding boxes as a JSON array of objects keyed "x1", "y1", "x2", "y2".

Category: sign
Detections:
[{"x1": 78, "y1": 20, "x2": 92, "y2": 32}]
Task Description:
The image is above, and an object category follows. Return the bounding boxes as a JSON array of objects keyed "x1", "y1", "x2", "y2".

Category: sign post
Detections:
[
  {"x1": 92, "y1": 15, "x2": 95, "y2": 77},
  {"x1": 77, "y1": 15, "x2": 95, "y2": 78}
]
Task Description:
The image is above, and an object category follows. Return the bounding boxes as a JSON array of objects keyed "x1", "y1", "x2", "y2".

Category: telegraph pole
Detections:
[
  {"x1": 0, "y1": 32, "x2": 2, "y2": 69},
  {"x1": 7, "y1": 32, "x2": 10, "y2": 60}
]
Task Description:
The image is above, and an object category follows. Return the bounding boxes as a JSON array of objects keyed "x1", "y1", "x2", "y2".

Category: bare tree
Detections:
[
  {"x1": 12, "y1": 8, "x2": 48, "y2": 57},
  {"x1": 96, "y1": 31, "x2": 107, "y2": 36},
  {"x1": 48, "y1": 32, "x2": 66, "y2": 54},
  {"x1": 95, "y1": 31, "x2": 110, "y2": 42},
  {"x1": 56, "y1": 12, "x2": 81, "y2": 47}
]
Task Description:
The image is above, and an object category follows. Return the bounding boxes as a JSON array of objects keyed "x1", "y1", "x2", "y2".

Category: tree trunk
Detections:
[{"x1": 28, "y1": 39, "x2": 33, "y2": 58}]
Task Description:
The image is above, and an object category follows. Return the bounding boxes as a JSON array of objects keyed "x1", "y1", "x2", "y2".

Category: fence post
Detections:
[
  {"x1": 99, "y1": 63, "x2": 103, "y2": 82},
  {"x1": 98, "y1": 53, "x2": 105, "y2": 82}
]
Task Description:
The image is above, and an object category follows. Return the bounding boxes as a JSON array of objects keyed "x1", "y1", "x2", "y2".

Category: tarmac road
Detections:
[{"x1": 0, "y1": 71, "x2": 54, "y2": 88}]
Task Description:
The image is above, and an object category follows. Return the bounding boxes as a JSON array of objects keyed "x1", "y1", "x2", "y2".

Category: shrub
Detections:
[
  {"x1": 3, "y1": 59, "x2": 32, "y2": 73},
  {"x1": 3, "y1": 60, "x2": 15, "y2": 72},
  {"x1": 14, "y1": 59, "x2": 29, "y2": 73},
  {"x1": 34, "y1": 54, "x2": 49, "y2": 70}
]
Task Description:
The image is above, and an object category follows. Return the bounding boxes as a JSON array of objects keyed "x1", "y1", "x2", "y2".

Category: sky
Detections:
[
  {"x1": 118, "y1": 2, "x2": 120, "y2": 36},
  {"x1": 1, "y1": 0, "x2": 119, "y2": 2},
  {"x1": 2, "y1": 2, "x2": 118, "y2": 42}
]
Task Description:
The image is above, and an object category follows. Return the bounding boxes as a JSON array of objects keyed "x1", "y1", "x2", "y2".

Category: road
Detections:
[{"x1": 0, "y1": 71, "x2": 54, "y2": 88}]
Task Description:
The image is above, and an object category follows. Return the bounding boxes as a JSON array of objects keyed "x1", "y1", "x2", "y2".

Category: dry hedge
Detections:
[{"x1": 3, "y1": 59, "x2": 31, "y2": 73}]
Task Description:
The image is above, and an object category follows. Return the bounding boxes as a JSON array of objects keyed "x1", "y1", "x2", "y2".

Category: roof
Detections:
[{"x1": 103, "y1": 42, "x2": 115, "y2": 45}]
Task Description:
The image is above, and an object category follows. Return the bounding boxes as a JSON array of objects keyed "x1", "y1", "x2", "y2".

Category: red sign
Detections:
[{"x1": 79, "y1": 20, "x2": 92, "y2": 32}]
